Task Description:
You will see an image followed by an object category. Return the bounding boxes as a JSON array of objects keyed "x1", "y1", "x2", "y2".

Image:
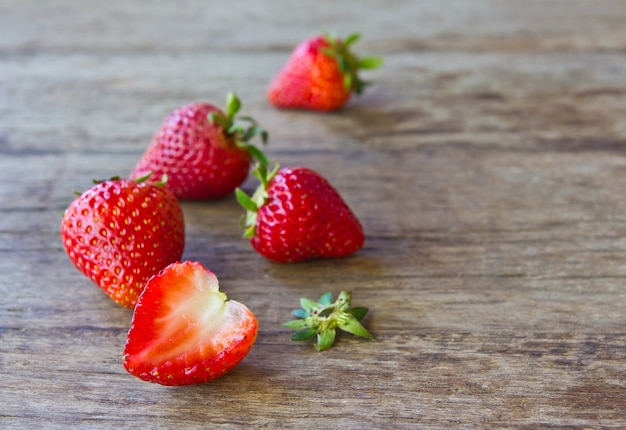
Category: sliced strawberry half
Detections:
[{"x1": 123, "y1": 261, "x2": 258, "y2": 386}]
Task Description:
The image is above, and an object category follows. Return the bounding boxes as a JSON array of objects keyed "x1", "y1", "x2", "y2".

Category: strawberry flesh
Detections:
[{"x1": 123, "y1": 261, "x2": 258, "y2": 386}]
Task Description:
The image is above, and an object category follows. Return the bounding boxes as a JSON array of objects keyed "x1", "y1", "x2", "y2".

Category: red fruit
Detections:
[
  {"x1": 123, "y1": 261, "x2": 258, "y2": 386},
  {"x1": 267, "y1": 32, "x2": 382, "y2": 111},
  {"x1": 237, "y1": 164, "x2": 365, "y2": 263},
  {"x1": 131, "y1": 92, "x2": 268, "y2": 199},
  {"x1": 60, "y1": 176, "x2": 185, "y2": 308}
]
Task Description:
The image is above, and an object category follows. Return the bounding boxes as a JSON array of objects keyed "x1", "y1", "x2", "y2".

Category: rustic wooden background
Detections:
[{"x1": 1, "y1": 0, "x2": 625, "y2": 428}]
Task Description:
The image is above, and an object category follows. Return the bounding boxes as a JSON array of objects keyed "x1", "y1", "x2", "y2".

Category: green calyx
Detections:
[
  {"x1": 235, "y1": 162, "x2": 279, "y2": 238},
  {"x1": 133, "y1": 172, "x2": 168, "y2": 187},
  {"x1": 207, "y1": 91, "x2": 270, "y2": 166},
  {"x1": 283, "y1": 291, "x2": 374, "y2": 351},
  {"x1": 75, "y1": 173, "x2": 167, "y2": 196},
  {"x1": 322, "y1": 32, "x2": 383, "y2": 95}
]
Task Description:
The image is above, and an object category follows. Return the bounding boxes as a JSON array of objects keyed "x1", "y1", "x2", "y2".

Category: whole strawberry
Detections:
[
  {"x1": 123, "y1": 260, "x2": 258, "y2": 386},
  {"x1": 267, "y1": 32, "x2": 382, "y2": 111},
  {"x1": 236, "y1": 164, "x2": 365, "y2": 262},
  {"x1": 131, "y1": 92, "x2": 268, "y2": 199},
  {"x1": 60, "y1": 175, "x2": 185, "y2": 308}
]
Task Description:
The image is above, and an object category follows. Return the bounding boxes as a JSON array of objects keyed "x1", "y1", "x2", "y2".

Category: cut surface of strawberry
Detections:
[{"x1": 123, "y1": 261, "x2": 258, "y2": 386}]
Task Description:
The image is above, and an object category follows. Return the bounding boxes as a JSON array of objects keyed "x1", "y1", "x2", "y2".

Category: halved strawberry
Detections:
[{"x1": 123, "y1": 261, "x2": 258, "y2": 386}]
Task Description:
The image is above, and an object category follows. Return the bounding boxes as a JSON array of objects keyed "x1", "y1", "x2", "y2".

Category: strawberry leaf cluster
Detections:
[{"x1": 283, "y1": 291, "x2": 374, "y2": 351}]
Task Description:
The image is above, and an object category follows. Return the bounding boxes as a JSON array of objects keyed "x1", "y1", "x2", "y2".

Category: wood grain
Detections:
[{"x1": 1, "y1": 0, "x2": 625, "y2": 428}]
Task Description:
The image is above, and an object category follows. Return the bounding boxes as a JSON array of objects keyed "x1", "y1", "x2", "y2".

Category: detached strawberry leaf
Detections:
[
  {"x1": 282, "y1": 291, "x2": 374, "y2": 351},
  {"x1": 291, "y1": 328, "x2": 317, "y2": 341},
  {"x1": 338, "y1": 315, "x2": 374, "y2": 340},
  {"x1": 283, "y1": 319, "x2": 310, "y2": 330},
  {"x1": 317, "y1": 329, "x2": 336, "y2": 351},
  {"x1": 347, "y1": 306, "x2": 369, "y2": 321},
  {"x1": 300, "y1": 297, "x2": 319, "y2": 313},
  {"x1": 318, "y1": 292, "x2": 333, "y2": 306},
  {"x1": 292, "y1": 308, "x2": 309, "y2": 319}
]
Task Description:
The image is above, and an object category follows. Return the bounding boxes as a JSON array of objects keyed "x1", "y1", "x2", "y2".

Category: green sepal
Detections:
[
  {"x1": 343, "y1": 32, "x2": 361, "y2": 47},
  {"x1": 292, "y1": 308, "x2": 309, "y2": 319},
  {"x1": 236, "y1": 189, "x2": 258, "y2": 239},
  {"x1": 323, "y1": 30, "x2": 338, "y2": 45},
  {"x1": 283, "y1": 319, "x2": 310, "y2": 330},
  {"x1": 132, "y1": 172, "x2": 152, "y2": 183},
  {"x1": 236, "y1": 162, "x2": 279, "y2": 239},
  {"x1": 336, "y1": 54, "x2": 349, "y2": 73},
  {"x1": 291, "y1": 328, "x2": 317, "y2": 341},
  {"x1": 225, "y1": 91, "x2": 241, "y2": 119},
  {"x1": 316, "y1": 329, "x2": 336, "y2": 351},
  {"x1": 152, "y1": 173, "x2": 168, "y2": 187},
  {"x1": 207, "y1": 111, "x2": 231, "y2": 130},
  {"x1": 251, "y1": 162, "x2": 279, "y2": 189},
  {"x1": 338, "y1": 314, "x2": 374, "y2": 340},
  {"x1": 300, "y1": 297, "x2": 319, "y2": 314},
  {"x1": 236, "y1": 116, "x2": 269, "y2": 145},
  {"x1": 358, "y1": 56, "x2": 383, "y2": 70},
  {"x1": 242, "y1": 223, "x2": 255, "y2": 239},
  {"x1": 320, "y1": 32, "x2": 382, "y2": 95},
  {"x1": 343, "y1": 74, "x2": 353, "y2": 91},
  {"x1": 207, "y1": 91, "x2": 270, "y2": 167},
  {"x1": 347, "y1": 306, "x2": 369, "y2": 321},
  {"x1": 318, "y1": 292, "x2": 333, "y2": 306},
  {"x1": 243, "y1": 144, "x2": 270, "y2": 167},
  {"x1": 235, "y1": 188, "x2": 258, "y2": 212}
]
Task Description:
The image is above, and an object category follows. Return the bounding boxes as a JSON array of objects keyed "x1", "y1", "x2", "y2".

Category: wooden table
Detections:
[{"x1": 2, "y1": 1, "x2": 625, "y2": 428}]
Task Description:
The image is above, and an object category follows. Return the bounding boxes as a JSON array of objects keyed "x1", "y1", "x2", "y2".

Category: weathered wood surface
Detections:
[{"x1": 1, "y1": 0, "x2": 626, "y2": 428}]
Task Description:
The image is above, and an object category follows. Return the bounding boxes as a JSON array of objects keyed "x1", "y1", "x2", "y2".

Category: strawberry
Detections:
[
  {"x1": 130, "y1": 92, "x2": 268, "y2": 199},
  {"x1": 267, "y1": 32, "x2": 382, "y2": 111},
  {"x1": 123, "y1": 261, "x2": 258, "y2": 386},
  {"x1": 236, "y1": 164, "x2": 365, "y2": 263},
  {"x1": 283, "y1": 291, "x2": 374, "y2": 351},
  {"x1": 60, "y1": 175, "x2": 185, "y2": 308}
]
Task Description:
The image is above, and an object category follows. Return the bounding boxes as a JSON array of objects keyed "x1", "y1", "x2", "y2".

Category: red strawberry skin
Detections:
[
  {"x1": 268, "y1": 36, "x2": 351, "y2": 112},
  {"x1": 123, "y1": 261, "x2": 258, "y2": 386},
  {"x1": 251, "y1": 167, "x2": 364, "y2": 263},
  {"x1": 131, "y1": 103, "x2": 251, "y2": 199},
  {"x1": 60, "y1": 178, "x2": 185, "y2": 308}
]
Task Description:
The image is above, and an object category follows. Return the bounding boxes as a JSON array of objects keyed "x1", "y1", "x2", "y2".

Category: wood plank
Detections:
[{"x1": 1, "y1": 0, "x2": 625, "y2": 428}]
